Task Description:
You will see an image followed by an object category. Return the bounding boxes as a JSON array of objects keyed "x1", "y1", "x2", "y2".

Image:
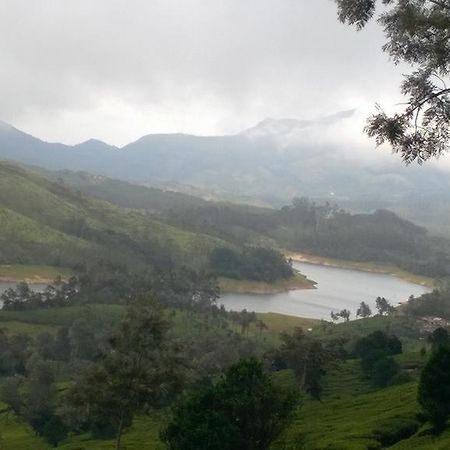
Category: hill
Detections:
[
  {"x1": 2, "y1": 117, "x2": 450, "y2": 234},
  {"x1": 0, "y1": 161, "x2": 225, "y2": 272},
  {"x1": 29, "y1": 167, "x2": 450, "y2": 280}
]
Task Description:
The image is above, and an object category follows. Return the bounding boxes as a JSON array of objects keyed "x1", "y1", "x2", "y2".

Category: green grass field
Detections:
[{"x1": 257, "y1": 312, "x2": 320, "y2": 334}]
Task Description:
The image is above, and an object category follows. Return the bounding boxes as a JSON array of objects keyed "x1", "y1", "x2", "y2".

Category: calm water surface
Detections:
[{"x1": 219, "y1": 262, "x2": 430, "y2": 320}]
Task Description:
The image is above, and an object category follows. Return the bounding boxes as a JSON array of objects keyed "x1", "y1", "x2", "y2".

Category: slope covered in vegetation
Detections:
[{"x1": 0, "y1": 161, "x2": 225, "y2": 271}]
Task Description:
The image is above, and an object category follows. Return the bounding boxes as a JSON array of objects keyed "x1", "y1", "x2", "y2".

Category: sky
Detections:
[{"x1": 0, "y1": 0, "x2": 406, "y2": 146}]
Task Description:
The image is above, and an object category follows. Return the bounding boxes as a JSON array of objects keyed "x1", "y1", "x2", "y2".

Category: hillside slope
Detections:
[
  {"x1": 2, "y1": 118, "x2": 450, "y2": 234},
  {"x1": 0, "y1": 161, "x2": 224, "y2": 270}
]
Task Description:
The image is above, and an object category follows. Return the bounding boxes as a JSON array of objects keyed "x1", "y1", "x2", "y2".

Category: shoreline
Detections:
[
  {"x1": 0, "y1": 265, "x2": 74, "y2": 286},
  {"x1": 0, "y1": 276, "x2": 56, "y2": 285},
  {"x1": 286, "y1": 252, "x2": 435, "y2": 288},
  {"x1": 219, "y1": 272, "x2": 316, "y2": 295}
]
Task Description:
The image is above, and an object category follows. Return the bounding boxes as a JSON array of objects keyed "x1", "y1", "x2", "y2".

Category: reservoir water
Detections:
[{"x1": 219, "y1": 262, "x2": 430, "y2": 320}]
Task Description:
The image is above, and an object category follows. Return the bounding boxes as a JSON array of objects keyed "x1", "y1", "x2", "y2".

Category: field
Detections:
[{"x1": 0, "y1": 303, "x2": 448, "y2": 449}]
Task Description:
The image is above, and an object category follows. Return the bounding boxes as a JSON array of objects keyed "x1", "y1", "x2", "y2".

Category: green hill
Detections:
[{"x1": 0, "y1": 161, "x2": 225, "y2": 271}]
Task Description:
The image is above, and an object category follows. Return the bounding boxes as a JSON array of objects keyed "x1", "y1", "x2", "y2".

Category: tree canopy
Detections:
[{"x1": 335, "y1": 0, "x2": 450, "y2": 163}]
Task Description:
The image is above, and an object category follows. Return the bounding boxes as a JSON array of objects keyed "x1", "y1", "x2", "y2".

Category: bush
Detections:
[{"x1": 373, "y1": 417, "x2": 420, "y2": 446}]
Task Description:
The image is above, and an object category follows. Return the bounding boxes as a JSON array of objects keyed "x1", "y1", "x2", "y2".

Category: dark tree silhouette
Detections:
[{"x1": 335, "y1": 0, "x2": 450, "y2": 163}]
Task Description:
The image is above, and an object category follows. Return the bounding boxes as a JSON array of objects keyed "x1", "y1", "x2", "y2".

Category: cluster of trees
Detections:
[
  {"x1": 1, "y1": 278, "x2": 78, "y2": 311},
  {"x1": 274, "y1": 328, "x2": 327, "y2": 400},
  {"x1": 419, "y1": 328, "x2": 450, "y2": 431},
  {"x1": 168, "y1": 197, "x2": 450, "y2": 280},
  {"x1": 330, "y1": 297, "x2": 395, "y2": 323},
  {"x1": 406, "y1": 287, "x2": 450, "y2": 320},
  {"x1": 0, "y1": 295, "x2": 309, "y2": 449},
  {"x1": 354, "y1": 331, "x2": 402, "y2": 387},
  {"x1": 209, "y1": 246, "x2": 293, "y2": 282},
  {"x1": 163, "y1": 358, "x2": 297, "y2": 450}
]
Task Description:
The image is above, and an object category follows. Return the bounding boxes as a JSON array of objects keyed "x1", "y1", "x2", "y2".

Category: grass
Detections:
[
  {"x1": 219, "y1": 272, "x2": 315, "y2": 294},
  {"x1": 274, "y1": 359, "x2": 421, "y2": 450},
  {"x1": 0, "y1": 264, "x2": 74, "y2": 282},
  {"x1": 0, "y1": 304, "x2": 126, "y2": 327},
  {"x1": 286, "y1": 251, "x2": 435, "y2": 288},
  {"x1": 0, "y1": 410, "x2": 166, "y2": 450},
  {"x1": 0, "y1": 412, "x2": 48, "y2": 450},
  {"x1": 257, "y1": 312, "x2": 320, "y2": 334},
  {"x1": 0, "y1": 320, "x2": 56, "y2": 336},
  {"x1": 57, "y1": 415, "x2": 166, "y2": 450}
]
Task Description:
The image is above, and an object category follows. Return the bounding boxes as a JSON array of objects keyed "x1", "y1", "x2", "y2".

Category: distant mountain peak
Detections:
[
  {"x1": 241, "y1": 109, "x2": 356, "y2": 139},
  {"x1": 74, "y1": 138, "x2": 118, "y2": 150}
]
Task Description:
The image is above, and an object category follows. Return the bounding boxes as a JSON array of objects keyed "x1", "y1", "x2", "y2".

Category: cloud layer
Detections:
[{"x1": 0, "y1": 0, "x2": 404, "y2": 146}]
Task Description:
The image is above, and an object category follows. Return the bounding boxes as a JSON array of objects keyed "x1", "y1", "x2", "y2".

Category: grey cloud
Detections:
[{"x1": 0, "y1": 0, "x2": 404, "y2": 145}]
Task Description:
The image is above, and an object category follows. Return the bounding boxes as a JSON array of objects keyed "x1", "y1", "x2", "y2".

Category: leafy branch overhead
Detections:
[{"x1": 335, "y1": 0, "x2": 450, "y2": 163}]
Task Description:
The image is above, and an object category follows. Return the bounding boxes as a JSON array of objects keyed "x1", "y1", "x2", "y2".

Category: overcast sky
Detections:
[{"x1": 0, "y1": 0, "x2": 405, "y2": 146}]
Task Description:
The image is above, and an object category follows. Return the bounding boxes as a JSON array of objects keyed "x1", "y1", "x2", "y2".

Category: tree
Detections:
[
  {"x1": 375, "y1": 296, "x2": 395, "y2": 316},
  {"x1": 335, "y1": 0, "x2": 450, "y2": 163},
  {"x1": 372, "y1": 356, "x2": 399, "y2": 387},
  {"x1": 339, "y1": 309, "x2": 351, "y2": 322},
  {"x1": 330, "y1": 309, "x2": 351, "y2": 322},
  {"x1": 429, "y1": 326, "x2": 449, "y2": 351},
  {"x1": 356, "y1": 301, "x2": 372, "y2": 319},
  {"x1": 418, "y1": 345, "x2": 450, "y2": 431},
  {"x1": 278, "y1": 328, "x2": 327, "y2": 400},
  {"x1": 63, "y1": 298, "x2": 183, "y2": 450},
  {"x1": 354, "y1": 331, "x2": 402, "y2": 385},
  {"x1": 162, "y1": 358, "x2": 297, "y2": 450},
  {"x1": 23, "y1": 359, "x2": 56, "y2": 435}
]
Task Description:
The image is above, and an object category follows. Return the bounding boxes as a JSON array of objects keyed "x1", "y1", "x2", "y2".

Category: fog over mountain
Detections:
[{"x1": 1, "y1": 113, "x2": 450, "y2": 236}]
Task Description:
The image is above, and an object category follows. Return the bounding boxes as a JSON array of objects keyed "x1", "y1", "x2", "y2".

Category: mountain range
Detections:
[{"x1": 1, "y1": 113, "x2": 450, "y2": 234}]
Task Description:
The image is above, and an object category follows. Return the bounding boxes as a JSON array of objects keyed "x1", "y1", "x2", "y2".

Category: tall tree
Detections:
[
  {"x1": 162, "y1": 358, "x2": 297, "y2": 450},
  {"x1": 335, "y1": 0, "x2": 450, "y2": 163},
  {"x1": 278, "y1": 328, "x2": 327, "y2": 400},
  {"x1": 356, "y1": 301, "x2": 372, "y2": 319},
  {"x1": 63, "y1": 298, "x2": 184, "y2": 450},
  {"x1": 418, "y1": 345, "x2": 450, "y2": 431}
]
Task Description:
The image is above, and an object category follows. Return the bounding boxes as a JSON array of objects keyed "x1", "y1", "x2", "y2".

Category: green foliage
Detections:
[
  {"x1": 356, "y1": 301, "x2": 372, "y2": 319},
  {"x1": 335, "y1": 0, "x2": 450, "y2": 163},
  {"x1": 63, "y1": 298, "x2": 184, "y2": 449},
  {"x1": 172, "y1": 197, "x2": 450, "y2": 279},
  {"x1": 163, "y1": 358, "x2": 297, "y2": 450},
  {"x1": 418, "y1": 345, "x2": 450, "y2": 431},
  {"x1": 354, "y1": 331, "x2": 402, "y2": 386},
  {"x1": 276, "y1": 328, "x2": 327, "y2": 400},
  {"x1": 210, "y1": 246, "x2": 293, "y2": 282},
  {"x1": 0, "y1": 161, "x2": 223, "y2": 272}
]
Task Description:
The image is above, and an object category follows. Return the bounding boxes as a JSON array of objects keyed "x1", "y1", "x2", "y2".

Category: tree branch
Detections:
[
  {"x1": 428, "y1": 0, "x2": 450, "y2": 11},
  {"x1": 408, "y1": 87, "x2": 450, "y2": 115}
]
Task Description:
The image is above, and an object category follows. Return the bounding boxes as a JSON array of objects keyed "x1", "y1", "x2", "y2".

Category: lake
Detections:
[{"x1": 219, "y1": 262, "x2": 430, "y2": 320}]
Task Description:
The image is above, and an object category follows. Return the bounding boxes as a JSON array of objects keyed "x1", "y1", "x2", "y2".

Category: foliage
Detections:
[
  {"x1": 63, "y1": 298, "x2": 184, "y2": 449},
  {"x1": 418, "y1": 339, "x2": 450, "y2": 431},
  {"x1": 335, "y1": 0, "x2": 450, "y2": 163},
  {"x1": 276, "y1": 328, "x2": 328, "y2": 400},
  {"x1": 376, "y1": 296, "x2": 395, "y2": 315},
  {"x1": 356, "y1": 301, "x2": 372, "y2": 319},
  {"x1": 162, "y1": 358, "x2": 297, "y2": 450},
  {"x1": 354, "y1": 331, "x2": 402, "y2": 386},
  {"x1": 209, "y1": 246, "x2": 293, "y2": 282}
]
